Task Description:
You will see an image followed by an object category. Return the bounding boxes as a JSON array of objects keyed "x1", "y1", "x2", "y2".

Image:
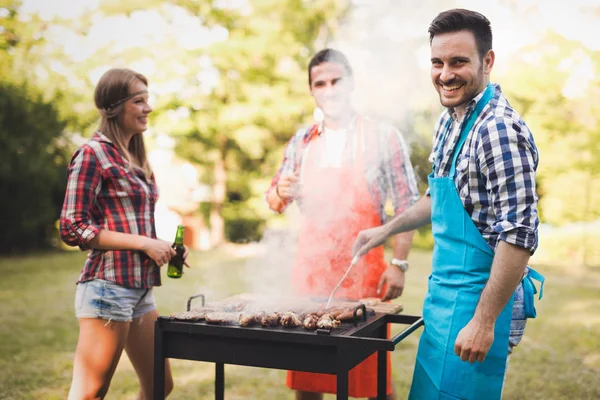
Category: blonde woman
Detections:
[{"x1": 60, "y1": 68, "x2": 175, "y2": 399}]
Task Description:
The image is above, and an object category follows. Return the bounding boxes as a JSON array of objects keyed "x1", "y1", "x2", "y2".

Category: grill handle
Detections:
[
  {"x1": 352, "y1": 304, "x2": 368, "y2": 326},
  {"x1": 187, "y1": 294, "x2": 205, "y2": 311},
  {"x1": 391, "y1": 316, "x2": 424, "y2": 345}
]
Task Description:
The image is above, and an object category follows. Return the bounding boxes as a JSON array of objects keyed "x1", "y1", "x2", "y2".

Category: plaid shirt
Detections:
[
  {"x1": 60, "y1": 132, "x2": 161, "y2": 288},
  {"x1": 428, "y1": 83, "x2": 539, "y2": 253},
  {"x1": 267, "y1": 114, "x2": 420, "y2": 222}
]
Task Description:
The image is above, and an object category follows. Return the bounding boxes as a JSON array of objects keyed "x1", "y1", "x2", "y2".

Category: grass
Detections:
[{"x1": 0, "y1": 246, "x2": 599, "y2": 399}]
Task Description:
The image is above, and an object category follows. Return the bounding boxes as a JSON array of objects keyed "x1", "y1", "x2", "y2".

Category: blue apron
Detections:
[{"x1": 409, "y1": 84, "x2": 544, "y2": 400}]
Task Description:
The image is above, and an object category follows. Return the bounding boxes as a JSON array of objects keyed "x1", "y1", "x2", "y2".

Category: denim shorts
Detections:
[
  {"x1": 509, "y1": 280, "x2": 527, "y2": 353},
  {"x1": 75, "y1": 279, "x2": 156, "y2": 322}
]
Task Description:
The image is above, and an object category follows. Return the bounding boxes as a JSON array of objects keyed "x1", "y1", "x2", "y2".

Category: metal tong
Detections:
[{"x1": 325, "y1": 255, "x2": 359, "y2": 309}]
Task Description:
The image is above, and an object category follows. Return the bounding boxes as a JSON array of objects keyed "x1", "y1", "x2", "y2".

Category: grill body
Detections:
[{"x1": 154, "y1": 311, "x2": 422, "y2": 400}]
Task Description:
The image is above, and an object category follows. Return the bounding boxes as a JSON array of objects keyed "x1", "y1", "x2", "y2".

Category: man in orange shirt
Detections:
[{"x1": 266, "y1": 48, "x2": 419, "y2": 400}]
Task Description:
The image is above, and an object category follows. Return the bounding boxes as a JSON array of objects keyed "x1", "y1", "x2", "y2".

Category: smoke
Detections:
[
  {"x1": 230, "y1": 2, "x2": 451, "y2": 304},
  {"x1": 240, "y1": 225, "x2": 298, "y2": 299}
]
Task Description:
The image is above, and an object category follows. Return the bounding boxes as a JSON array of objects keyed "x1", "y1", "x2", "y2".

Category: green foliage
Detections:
[
  {"x1": 501, "y1": 31, "x2": 600, "y2": 227},
  {"x1": 0, "y1": 81, "x2": 69, "y2": 253},
  {"x1": 0, "y1": 1, "x2": 74, "y2": 253}
]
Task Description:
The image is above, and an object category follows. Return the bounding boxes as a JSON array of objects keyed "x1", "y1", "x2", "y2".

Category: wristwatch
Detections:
[{"x1": 390, "y1": 258, "x2": 409, "y2": 272}]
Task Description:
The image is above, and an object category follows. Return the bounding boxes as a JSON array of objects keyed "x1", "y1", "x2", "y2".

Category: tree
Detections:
[
  {"x1": 0, "y1": 1, "x2": 71, "y2": 253},
  {"x1": 501, "y1": 31, "x2": 600, "y2": 226},
  {"x1": 87, "y1": 0, "x2": 351, "y2": 245}
]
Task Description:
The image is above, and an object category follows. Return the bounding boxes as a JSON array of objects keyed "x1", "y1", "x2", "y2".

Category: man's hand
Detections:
[
  {"x1": 454, "y1": 318, "x2": 495, "y2": 364},
  {"x1": 276, "y1": 173, "x2": 301, "y2": 201},
  {"x1": 378, "y1": 265, "x2": 405, "y2": 301},
  {"x1": 352, "y1": 225, "x2": 389, "y2": 258}
]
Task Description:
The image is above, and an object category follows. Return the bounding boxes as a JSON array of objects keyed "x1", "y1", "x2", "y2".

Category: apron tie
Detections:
[{"x1": 522, "y1": 266, "x2": 545, "y2": 318}]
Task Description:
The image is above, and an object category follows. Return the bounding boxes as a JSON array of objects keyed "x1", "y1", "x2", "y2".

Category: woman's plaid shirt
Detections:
[
  {"x1": 60, "y1": 132, "x2": 161, "y2": 288},
  {"x1": 429, "y1": 83, "x2": 539, "y2": 253}
]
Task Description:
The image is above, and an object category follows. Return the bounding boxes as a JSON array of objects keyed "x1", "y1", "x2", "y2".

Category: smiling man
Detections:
[
  {"x1": 352, "y1": 9, "x2": 545, "y2": 400},
  {"x1": 266, "y1": 48, "x2": 419, "y2": 400}
]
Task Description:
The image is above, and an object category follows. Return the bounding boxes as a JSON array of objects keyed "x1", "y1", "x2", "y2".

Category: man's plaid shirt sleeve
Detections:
[
  {"x1": 265, "y1": 129, "x2": 304, "y2": 213},
  {"x1": 477, "y1": 117, "x2": 539, "y2": 253},
  {"x1": 60, "y1": 146, "x2": 102, "y2": 250},
  {"x1": 386, "y1": 127, "x2": 420, "y2": 215}
]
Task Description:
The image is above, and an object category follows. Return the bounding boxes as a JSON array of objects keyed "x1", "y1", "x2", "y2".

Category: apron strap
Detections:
[
  {"x1": 449, "y1": 83, "x2": 495, "y2": 177},
  {"x1": 525, "y1": 267, "x2": 545, "y2": 300},
  {"x1": 431, "y1": 83, "x2": 495, "y2": 176}
]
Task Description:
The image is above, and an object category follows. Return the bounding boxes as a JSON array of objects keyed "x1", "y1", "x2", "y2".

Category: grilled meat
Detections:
[
  {"x1": 238, "y1": 313, "x2": 258, "y2": 327},
  {"x1": 260, "y1": 312, "x2": 280, "y2": 327},
  {"x1": 204, "y1": 312, "x2": 240, "y2": 324},
  {"x1": 303, "y1": 314, "x2": 319, "y2": 330},
  {"x1": 316, "y1": 314, "x2": 341, "y2": 329},
  {"x1": 170, "y1": 307, "x2": 219, "y2": 321},
  {"x1": 336, "y1": 307, "x2": 364, "y2": 321},
  {"x1": 280, "y1": 312, "x2": 302, "y2": 328}
]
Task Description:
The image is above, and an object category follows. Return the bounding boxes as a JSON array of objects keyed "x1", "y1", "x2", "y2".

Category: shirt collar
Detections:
[
  {"x1": 315, "y1": 111, "x2": 358, "y2": 136},
  {"x1": 93, "y1": 131, "x2": 113, "y2": 144},
  {"x1": 449, "y1": 83, "x2": 496, "y2": 121}
]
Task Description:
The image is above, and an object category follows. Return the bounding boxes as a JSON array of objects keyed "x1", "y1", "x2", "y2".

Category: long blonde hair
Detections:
[{"x1": 94, "y1": 68, "x2": 152, "y2": 178}]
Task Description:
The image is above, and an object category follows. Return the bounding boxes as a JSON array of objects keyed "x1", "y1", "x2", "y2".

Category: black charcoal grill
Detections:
[{"x1": 154, "y1": 294, "x2": 423, "y2": 400}]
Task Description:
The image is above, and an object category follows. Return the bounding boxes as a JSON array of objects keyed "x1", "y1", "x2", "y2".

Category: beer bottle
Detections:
[{"x1": 167, "y1": 225, "x2": 185, "y2": 279}]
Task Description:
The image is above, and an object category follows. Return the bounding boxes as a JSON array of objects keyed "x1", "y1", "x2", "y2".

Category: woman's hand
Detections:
[{"x1": 141, "y1": 237, "x2": 176, "y2": 267}]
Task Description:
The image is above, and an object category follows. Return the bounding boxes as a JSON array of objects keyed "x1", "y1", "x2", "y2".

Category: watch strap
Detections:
[{"x1": 390, "y1": 258, "x2": 409, "y2": 272}]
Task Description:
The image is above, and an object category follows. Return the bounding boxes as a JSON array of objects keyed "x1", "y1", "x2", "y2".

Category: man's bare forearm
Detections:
[
  {"x1": 392, "y1": 231, "x2": 414, "y2": 259},
  {"x1": 473, "y1": 240, "x2": 529, "y2": 325},
  {"x1": 384, "y1": 196, "x2": 432, "y2": 237}
]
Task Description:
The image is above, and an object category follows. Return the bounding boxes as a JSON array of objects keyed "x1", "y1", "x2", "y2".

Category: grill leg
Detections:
[
  {"x1": 215, "y1": 363, "x2": 224, "y2": 400},
  {"x1": 377, "y1": 324, "x2": 387, "y2": 400},
  {"x1": 154, "y1": 321, "x2": 165, "y2": 400},
  {"x1": 336, "y1": 368, "x2": 348, "y2": 400},
  {"x1": 377, "y1": 350, "x2": 387, "y2": 400}
]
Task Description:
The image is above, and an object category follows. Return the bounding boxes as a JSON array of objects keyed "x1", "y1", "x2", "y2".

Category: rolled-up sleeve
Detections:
[
  {"x1": 265, "y1": 130, "x2": 302, "y2": 213},
  {"x1": 477, "y1": 118, "x2": 539, "y2": 253},
  {"x1": 386, "y1": 128, "x2": 420, "y2": 215},
  {"x1": 59, "y1": 146, "x2": 102, "y2": 250}
]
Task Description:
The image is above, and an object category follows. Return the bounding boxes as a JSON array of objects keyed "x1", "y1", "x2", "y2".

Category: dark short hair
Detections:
[
  {"x1": 307, "y1": 48, "x2": 353, "y2": 86},
  {"x1": 428, "y1": 9, "x2": 493, "y2": 59}
]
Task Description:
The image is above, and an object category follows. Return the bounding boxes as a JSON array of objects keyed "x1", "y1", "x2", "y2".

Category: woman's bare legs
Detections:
[
  {"x1": 68, "y1": 318, "x2": 129, "y2": 400},
  {"x1": 126, "y1": 309, "x2": 174, "y2": 399}
]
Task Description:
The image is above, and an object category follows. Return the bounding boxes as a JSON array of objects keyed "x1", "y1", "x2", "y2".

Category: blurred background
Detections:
[
  {"x1": 2, "y1": 0, "x2": 599, "y2": 264},
  {"x1": 1, "y1": 0, "x2": 599, "y2": 399}
]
